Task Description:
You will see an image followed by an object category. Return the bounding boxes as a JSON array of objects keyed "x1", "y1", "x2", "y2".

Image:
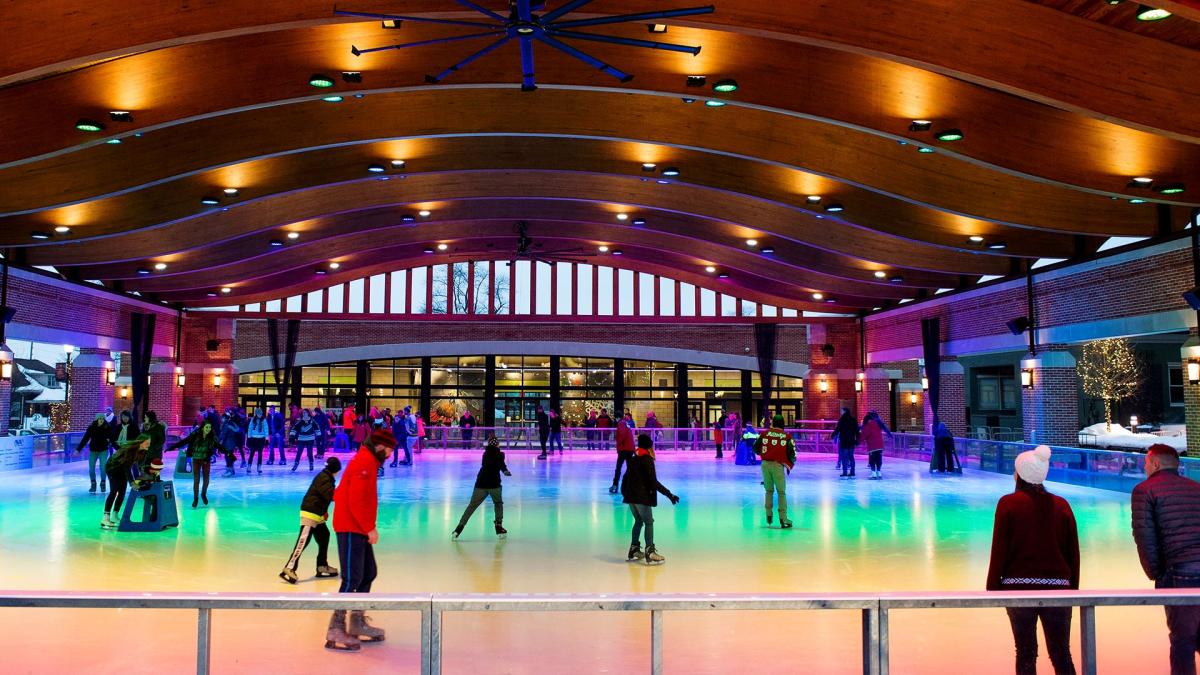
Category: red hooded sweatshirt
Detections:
[
  {"x1": 333, "y1": 445, "x2": 380, "y2": 535},
  {"x1": 615, "y1": 419, "x2": 635, "y2": 453}
]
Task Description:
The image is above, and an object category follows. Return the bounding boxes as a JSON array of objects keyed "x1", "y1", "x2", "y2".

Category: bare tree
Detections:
[
  {"x1": 422, "y1": 262, "x2": 509, "y2": 314},
  {"x1": 1077, "y1": 338, "x2": 1141, "y2": 433}
]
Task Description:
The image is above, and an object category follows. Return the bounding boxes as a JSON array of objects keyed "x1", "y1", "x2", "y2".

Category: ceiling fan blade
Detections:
[
  {"x1": 352, "y1": 30, "x2": 505, "y2": 57},
  {"x1": 534, "y1": 33, "x2": 632, "y2": 82},
  {"x1": 541, "y1": 0, "x2": 597, "y2": 23},
  {"x1": 335, "y1": 9, "x2": 499, "y2": 29},
  {"x1": 426, "y1": 35, "x2": 513, "y2": 83},
  {"x1": 551, "y1": 6, "x2": 715, "y2": 30},
  {"x1": 452, "y1": 0, "x2": 509, "y2": 23},
  {"x1": 550, "y1": 29, "x2": 702, "y2": 55},
  {"x1": 519, "y1": 35, "x2": 537, "y2": 91}
]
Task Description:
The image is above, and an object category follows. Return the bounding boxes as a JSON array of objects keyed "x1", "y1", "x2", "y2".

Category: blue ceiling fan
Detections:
[{"x1": 336, "y1": 1, "x2": 714, "y2": 91}]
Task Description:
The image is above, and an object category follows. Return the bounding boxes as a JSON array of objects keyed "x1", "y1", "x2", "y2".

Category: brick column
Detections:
[
  {"x1": 182, "y1": 364, "x2": 237, "y2": 423},
  {"x1": 899, "y1": 384, "x2": 924, "y2": 432},
  {"x1": 0, "y1": 343, "x2": 12, "y2": 435},
  {"x1": 149, "y1": 359, "x2": 183, "y2": 427},
  {"x1": 68, "y1": 348, "x2": 114, "y2": 432},
  {"x1": 863, "y1": 368, "x2": 891, "y2": 423},
  {"x1": 1021, "y1": 349, "x2": 1079, "y2": 446},
  {"x1": 805, "y1": 371, "x2": 842, "y2": 421},
  {"x1": 924, "y1": 358, "x2": 966, "y2": 436},
  {"x1": 1183, "y1": 334, "x2": 1200, "y2": 456}
]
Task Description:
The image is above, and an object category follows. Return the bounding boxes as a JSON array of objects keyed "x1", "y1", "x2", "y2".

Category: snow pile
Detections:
[{"x1": 1078, "y1": 423, "x2": 1187, "y2": 453}]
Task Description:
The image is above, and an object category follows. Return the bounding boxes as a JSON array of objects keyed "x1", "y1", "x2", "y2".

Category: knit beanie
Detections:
[
  {"x1": 149, "y1": 459, "x2": 164, "y2": 472},
  {"x1": 486, "y1": 436, "x2": 500, "y2": 450},
  {"x1": 637, "y1": 433, "x2": 653, "y2": 449},
  {"x1": 1015, "y1": 445, "x2": 1052, "y2": 484},
  {"x1": 369, "y1": 428, "x2": 397, "y2": 449},
  {"x1": 325, "y1": 456, "x2": 342, "y2": 473}
]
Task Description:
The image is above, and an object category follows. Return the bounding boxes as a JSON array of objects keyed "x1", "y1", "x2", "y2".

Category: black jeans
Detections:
[
  {"x1": 337, "y1": 532, "x2": 377, "y2": 594},
  {"x1": 613, "y1": 451, "x2": 633, "y2": 486},
  {"x1": 1005, "y1": 606, "x2": 1075, "y2": 675},
  {"x1": 285, "y1": 521, "x2": 330, "y2": 572},
  {"x1": 104, "y1": 467, "x2": 129, "y2": 514},
  {"x1": 1163, "y1": 572, "x2": 1200, "y2": 675}
]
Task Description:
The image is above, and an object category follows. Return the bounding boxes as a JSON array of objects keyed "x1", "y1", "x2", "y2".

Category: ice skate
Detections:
[
  {"x1": 279, "y1": 568, "x2": 298, "y2": 585},
  {"x1": 89, "y1": 480, "x2": 96, "y2": 494},
  {"x1": 100, "y1": 481, "x2": 106, "y2": 493},
  {"x1": 100, "y1": 513, "x2": 115, "y2": 529},
  {"x1": 644, "y1": 546, "x2": 665, "y2": 565},
  {"x1": 452, "y1": 526, "x2": 463, "y2": 540},
  {"x1": 537, "y1": 453, "x2": 547, "y2": 460},
  {"x1": 626, "y1": 543, "x2": 644, "y2": 561},
  {"x1": 780, "y1": 519, "x2": 793, "y2": 529},
  {"x1": 324, "y1": 610, "x2": 360, "y2": 651},
  {"x1": 348, "y1": 610, "x2": 385, "y2": 643},
  {"x1": 201, "y1": 493, "x2": 208, "y2": 505},
  {"x1": 495, "y1": 524, "x2": 507, "y2": 538},
  {"x1": 766, "y1": 514, "x2": 773, "y2": 527},
  {"x1": 315, "y1": 565, "x2": 339, "y2": 578}
]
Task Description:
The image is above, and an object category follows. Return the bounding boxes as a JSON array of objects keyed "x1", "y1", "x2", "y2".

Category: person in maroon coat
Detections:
[
  {"x1": 1131, "y1": 443, "x2": 1200, "y2": 675},
  {"x1": 986, "y1": 445, "x2": 1080, "y2": 675}
]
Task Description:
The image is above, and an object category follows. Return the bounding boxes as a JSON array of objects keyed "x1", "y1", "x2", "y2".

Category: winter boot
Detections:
[
  {"x1": 626, "y1": 543, "x2": 644, "y2": 562},
  {"x1": 644, "y1": 546, "x2": 665, "y2": 565},
  {"x1": 537, "y1": 453, "x2": 548, "y2": 460},
  {"x1": 279, "y1": 568, "x2": 298, "y2": 585},
  {"x1": 316, "y1": 565, "x2": 339, "y2": 578},
  {"x1": 766, "y1": 513, "x2": 773, "y2": 527},
  {"x1": 348, "y1": 610, "x2": 385, "y2": 643},
  {"x1": 495, "y1": 524, "x2": 507, "y2": 538},
  {"x1": 100, "y1": 513, "x2": 115, "y2": 529},
  {"x1": 324, "y1": 610, "x2": 360, "y2": 651},
  {"x1": 100, "y1": 481, "x2": 106, "y2": 493},
  {"x1": 201, "y1": 492, "x2": 208, "y2": 505},
  {"x1": 89, "y1": 480, "x2": 97, "y2": 494}
]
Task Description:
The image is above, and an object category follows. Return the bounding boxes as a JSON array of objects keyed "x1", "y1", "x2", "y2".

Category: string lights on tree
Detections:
[{"x1": 1077, "y1": 338, "x2": 1142, "y2": 433}]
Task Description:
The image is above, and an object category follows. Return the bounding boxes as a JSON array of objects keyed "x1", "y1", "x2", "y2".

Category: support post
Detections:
[
  {"x1": 861, "y1": 605, "x2": 882, "y2": 675},
  {"x1": 196, "y1": 607, "x2": 211, "y2": 675},
  {"x1": 429, "y1": 606, "x2": 443, "y2": 675},
  {"x1": 420, "y1": 605, "x2": 433, "y2": 675},
  {"x1": 1080, "y1": 605, "x2": 1097, "y2": 675},
  {"x1": 650, "y1": 609, "x2": 663, "y2": 675}
]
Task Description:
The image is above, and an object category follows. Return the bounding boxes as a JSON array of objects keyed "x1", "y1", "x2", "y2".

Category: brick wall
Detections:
[{"x1": 179, "y1": 316, "x2": 236, "y2": 422}]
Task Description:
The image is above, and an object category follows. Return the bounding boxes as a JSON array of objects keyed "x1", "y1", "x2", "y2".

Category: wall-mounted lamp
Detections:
[
  {"x1": 1130, "y1": 415, "x2": 1140, "y2": 429},
  {"x1": 854, "y1": 380, "x2": 863, "y2": 393},
  {"x1": 888, "y1": 380, "x2": 894, "y2": 392},
  {"x1": 120, "y1": 387, "x2": 130, "y2": 400},
  {"x1": 212, "y1": 371, "x2": 223, "y2": 389},
  {"x1": 105, "y1": 368, "x2": 116, "y2": 386},
  {"x1": 0, "y1": 348, "x2": 11, "y2": 381},
  {"x1": 176, "y1": 366, "x2": 186, "y2": 388},
  {"x1": 908, "y1": 392, "x2": 918, "y2": 406},
  {"x1": 818, "y1": 378, "x2": 829, "y2": 393},
  {"x1": 921, "y1": 377, "x2": 929, "y2": 391},
  {"x1": 1020, "y1": 368, "x2": 1034, "y2": 389},
  {"x1": 1189, "y1": 360, "x2": 1200, "y2": 385}
]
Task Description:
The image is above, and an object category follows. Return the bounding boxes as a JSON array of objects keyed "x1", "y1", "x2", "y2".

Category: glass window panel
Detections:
[
  {"x1": 714, "y1": 369, "x2": 741, "y2": 389},
  {"x1": 782, "y1": 307, "x2": 798, "y2": 317},
  {"x1": 597, "y1": 266, "x2": 614, "y2": 315},
  {"x1": 625, "y1": 362, "x2": 651, "y2": 387},
  {"x1": 472, "y1": 262, "x2": 490, "y2": 314},
  {"x1": 370, "y1": 366, "x2": 393, "y2": 386},
  {"x1": 576, "y1": 264, "x2": 593, "y2": 315},
  {"x1": 244, "y1": 302, "x2": 261, "y2": 312},
  {"x1": 494, "y1": 261, "x2": 511, "y2": 315},
  {"x1": 286, "y1": 295, "x2": 302, "y2": 312},
  {"x1": 262, "y1": 299, "x2": 280, "y2": 313},
  {"x1": 390, "y1": 271, "x2": 406, "y2": 314},
  {"x1": 700, "y1": 288, "x2": 716, "y2": 316},
  {"x1": 369, "y1": 274, "x2": 386, "y2": 313},
  {"x1": 306, "y1": 290, "x2": 323, "y2": 313},
  {"x1": 741, "y1": 300, "x2": 756, "y2": 317},
  {"x1": 679, "y1": 282, "x2": 695, "y2": 316},
  {"x1": 348, "y1": 278, "x2": 365, "y2": 313},
  {"x1": 535, "y1": 261, "x2": 552, "y2": 315},
  {"x1": 452, "y1": 262, "x2": 469, "y2": 313},
  {"x1": 687, "y1": 368, "x2": 714, "y2": 389},
  {"x1": 301, "y1": 366, "x2": 329, "y2": 385},
  {"x1": 324, "y1": 284, "x2": 342, "y2": 313},
  {"x1": 617, "y1": 269, "x2": 635, "y2": 315},
  {"x1": 556, "y1": 262, "x2": 573, "y2": 314},
  {"x1": 410, "y1": 267, "x2": 427, "y2": 313},
  {"x1": 514, "y1": 261, "x2": 531, "y2": 314},
  {"x1": 762, "y1": 304, "x2": 778, "y2": 317},
  {"x1": 638, "y1": 273, "x2": 655, "y2": 316},
  {"x1": 659, "y1": 277, "x2": 675, "y2": 316},
  {"x1": 458, "y1": 356, "x2": 486, "y2": 388},
  {"x1": 587, "y1": 359, "x2": 615, "y2": 388},
  {"x1": 720, "y1": 294, "x2": 737, "y2": 316},
  {"x1": 431, "y1": 265, "x2": 448, "y2": 314},
  {"x1": 329, "y1": 366, "x2": 357, "y2": 385}
]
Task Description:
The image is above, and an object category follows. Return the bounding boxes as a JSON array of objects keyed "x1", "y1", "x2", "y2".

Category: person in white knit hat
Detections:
[{"x1": 986, "y1": 445, "x2": 1080, "y2": 675}]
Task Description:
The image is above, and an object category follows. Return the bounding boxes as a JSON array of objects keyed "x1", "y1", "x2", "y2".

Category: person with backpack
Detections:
[
  {"x1": 621, "y1": 434, "x2": 680, "y2": 565},
  {"x1": 452, "y1": 436, "x2": 511, "y2": 539},
  {"x1": 280, "y1": 456, "x2": 342, "y2": 584}
]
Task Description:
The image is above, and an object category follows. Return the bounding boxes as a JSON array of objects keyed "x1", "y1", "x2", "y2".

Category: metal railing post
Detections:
[
  {"x1": 1080, "y1": 604, "x2": 1097, "y2": 675},
  {"x1": 651, "y1": 609, "x2": 663, "y2": 675},
  {"x1": 421, "y1": 604, "x2": 433, "y2": 675},
  {"x1": 861, "y1": 605, "x2": 879, "y2": 675},
  {"x1": 196, "y1": 607, "x2": 211, "y2": 675},
  {"x1": 879, "y1": 604, "x2": 889, "y2": 675},
  {"x1": 430, "y1": 605, "x2": 443, "y2": 675}
]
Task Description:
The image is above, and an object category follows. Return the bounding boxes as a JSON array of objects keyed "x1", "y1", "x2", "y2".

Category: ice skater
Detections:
[
  {"x1": 860, "y1": 411, "x2": 892, "y2": 480},
  {"x1": 325, "y1": 428, "x2": 395, "y2": 651},
  {"x1": 245, "y1": 408, "x2": 268, "y2": 473},
  {"x1": 609, "y1": 412, "x2": 635, "y2": 493},
  {"x1": 75, "y1": 413, "x2": 112, "y2": 494},
  {"x1": 169, "y1": 420, "x2": 224, "y2": 508},
  {"x1": 452, "y1": 436, "x2": 511, "y2": 539},
  {"x1": 621, "y1": 434, "x2": 680, "y2": 565},
  {"x1": 290, "y1": 408, "x2": 319, "y2": 472},
  {"x1": 101, "y1": 434, "x2": 151, "y2": 529},
  {"x1": 831, "y1": 407, "x2": 859, "y2": 478},
  {"x1": 754, "y1": 415, "x2": 795, "y2": 528},
  {"x1": 280, "y1": 456, "x2": 342, "y2": 584}
]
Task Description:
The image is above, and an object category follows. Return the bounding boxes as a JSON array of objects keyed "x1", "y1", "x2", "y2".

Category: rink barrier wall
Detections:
[
  {"x1": 0, "y1": 427, "x2": 190, "y2": 472},
  {"x1": 3, "y1": 589, "x2": 1199, "y2": 675}
]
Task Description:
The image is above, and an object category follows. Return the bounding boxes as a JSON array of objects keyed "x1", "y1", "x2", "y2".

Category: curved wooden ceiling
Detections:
[{"x1": 4, "y1": 0, "x2": 1197, "y2": 312}]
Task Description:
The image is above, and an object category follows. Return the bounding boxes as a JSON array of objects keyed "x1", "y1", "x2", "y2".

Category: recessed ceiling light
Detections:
[
  {"x1": 874, "y1": 271, "x2": 887, "y2": 279},
  {"x1": 1155, "y1": 182, "x2": 1185, "y2": 195},
  {"x1": 382, "y1": 19, "x2": 402, "y2": 29},
  {"x1": 761, "y1": 246, "x2": 775, "y2": 254},
  {"x1": 935, "y1": 128, "x2": 964, "y2": 142},
  {"x1": 1130, "y1": 198, "x2": 1148, "y2": 204},
  {"x1": 322, "y1": 95, "x2": 344, "y2": 103},
  {"x1": 309, "y1": 73, "x2": 335, "y2": 88},
  {"x1": 969, "y1": 235, "x2": 985, "y2": 243},
  {"x1": 418, "y1": 210, "x2": 431, "y2": 217},
  {"x1": 341, "y1": 71, "x2": 363, "y2": 83},
  {"x1": 704, "y1": 99, "x2": 726, "y2": 107},
  {"x1": 437, "y1": 243, "x2": 449, "y2": 251},
  {"x1": 718, "y1": 273, "x2": 729, "y2": 279},
  {"x1": 641, "y1": 162, "x2": 657, "y2": 171},
  {"x1": 30, "y1": 231, "x2": 51, "y2": 240},
  {"x1": 686, "y1": 75, "x2": 706, "y2": 88},
  {"x1": 367, "y1": 163, "x2": 386, "y2": 173},
  {"x1": 329, "y1": 262, "x2": 341, "y2": 269},
  {"x1": 223, "y1": 188, "x2": 239, "y2": 197},
  {"x1": 705, "y1": 265, "x2": 716, "y2": 273},
  {"x1": 391, "y1": 159, "x2": 406, "y2": 169},
  {"x1": 745, "y1": 239, "x2": 758, "y2": 247},
  {"x1": 423, "y1": 248, "x2": 434, "y2": 254},
  {"x1": 611, "y1": 249, "x2": 624, "y2": 256},
  {"x1": 681, "y1": 97, "x2": 696, "y2": 104},
  {"x1": 207, "y1": 291, "x2": 219, "y2": 297},
  {"x1": 269, "y1": 239, "x2": 284, "y2": 247},
  {"x1": 824, "y1": 203, "x2": 845, "y2": 213},
  {"x1": 648, "y1": 23, "x2": 668, "y2": 33},
  {"x1": 136, "y1": 268, "x2": 151, "y2": 275},
  {"x1": 200, "y1": 196, "x2": 221, "y2": 205},
  {"x1": 811, "y1": 292, "x2": 824, "y2": 301},
  {"x1": 401, "y1": 214, "x2": 416, "y2": 223},
  {"x1": 631, "y1": 218, "x2": 646, "y2": 226},
  {"x1": 598, "y1": 245, "x2": 610, "y2": 253},
  {"x1": 75, "y1": 119, "x2": 105, "y2": 132},
  {"x1": 661, "y1": 167, "x2": 680, "y2": 177},
  {"x1": 917, "y1": 146, "x2": 935, "y2": 154},
  {"x1": 154, "y1": 263, "x2": 167, "y2": 271},
  {"x1": 825, "y1": 298, "x2": 836, "y2": 304},
  {"x1": 54, "y1": 226, "x2": 71, "y2": 234},
  {"x1": 712, "y1": 79, "x2": 738, "y2": 93},
  {"x1": 1136, "y1": 5, "x2": 1171, "y2": 21},
  {"x1": 987, "y1": 241, "x2": 1008, "y2": 250},
  {"x1": 1129, "y1": 177, "x2": 1153, "y2": 187},
  {"x1": 889, "y1": 275, "x2": 904, "y2": 284},
  {"x1": 106, "y1": 138, "x2": 122, "y2": 144},
  {"x1": 287, "y1": 232, "x2": 300, "y2": 240},
  {"x1": 806, "y1": 195, "x2": 821, "y2": 204},
  {"x1": 656, "y1": 179, "x2": 670, "y2": 184},
  {"x1": 315, "y1": 268, "x2": 328, "y2": 275},
  {"x1": 909, "y1": 120, "x2": 932, "y2": 132},
  {"x1": 108, "y1": 111, "x2": 133, "y2": 122},
  {"x1": 220, "y1": 287, "x2": 232, "y2": 294},
  {"x1": 616, "y1": 213, "x2": 629, "y2": 221}
]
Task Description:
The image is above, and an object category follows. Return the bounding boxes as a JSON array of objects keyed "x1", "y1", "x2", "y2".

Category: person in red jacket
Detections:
[
  {"x1": 324, "y1": 428, "x2": 396, "y2": 652},
  {"x1": 608, "y1": 413, "x2": 636, "y2": 494},
  {"x1": 986, "y1": 445, "x2": 1079, "y2": 675}
]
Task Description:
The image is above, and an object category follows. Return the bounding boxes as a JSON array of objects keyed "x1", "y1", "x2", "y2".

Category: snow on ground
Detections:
[{"x1": 1078, "y1": 423, "x2": 1187, "y2": 452}]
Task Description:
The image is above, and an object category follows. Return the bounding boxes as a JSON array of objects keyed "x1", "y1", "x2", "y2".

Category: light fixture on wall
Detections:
[
  {"x1": 818, "y1": 377, "x2": 829, "y2": 393},
  {"x1": 854, "y1": 380, "x2": 862, "y2": 393},
  {"x1": 1130, "y1": 415, "x2": 1140, "y2": 429},
  {"x1": 213, "y1": 370, "x2": 223, "y2": 389},
  {"x1": 1189, "y1": 360, "x2": 1200, "y2": 385},
  {"x1": 908, "y1": 392, "x2": 918, "y2": 406},
  {"x1": 921, "y1": 377, "x2": 929, "y2": 391},
  {"x1": 176, "y1": 366, "x2": 186, "y2": 388},
  {"x1": 0, "y1": 347, "x2": 11, "y2": 381},
  {"x1": 1020, "y1": 368, "x2": 1034, "y2": 389},
  {"x1": 106, "y1": 368, "x2": 116, "y2": 385},
  {"x1": 120, "y1": 387, "x2": 130, "y2": 400}
]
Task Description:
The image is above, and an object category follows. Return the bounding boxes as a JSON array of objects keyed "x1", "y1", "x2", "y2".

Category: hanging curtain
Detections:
[
  {"x1": 129, "y1": 312, "x2": 156, "y2": 421},
  {"x1": 921, "y1": 317, "x2": 941, "y2": 428},
  {"x1": 754, "y1": 323, "x2": 778, "y2": 425},
  {"x1": 268, "y1": 318, "x2": 301, "y2": 408}
]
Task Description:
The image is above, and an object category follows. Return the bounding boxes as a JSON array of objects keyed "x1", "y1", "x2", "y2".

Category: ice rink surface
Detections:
[{"x1": 0, "y1": 449, "x2": 1170, "y2": 673}]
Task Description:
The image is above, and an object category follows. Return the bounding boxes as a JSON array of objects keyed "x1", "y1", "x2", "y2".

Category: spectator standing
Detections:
[{"x1": 831, "y1": 408, "x2": 859, "y2": 478}]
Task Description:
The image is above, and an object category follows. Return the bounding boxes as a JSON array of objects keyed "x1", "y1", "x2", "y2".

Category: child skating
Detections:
[
  {"x1": 453, "y1": 436, "x2": 511, "y2": 539},
  {"x1": 280, "y1": 456, "x2": 342, "y2": 584},
  {"x1": 621, "y1": 434, "x2": 680, "y2": 565},
  {"x1": 860, "y1": 411, "x2": 892, "y2": 480}
]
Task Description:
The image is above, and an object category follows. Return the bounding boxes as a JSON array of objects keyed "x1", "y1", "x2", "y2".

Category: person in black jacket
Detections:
[
  {"x1": 536, "y1": 405, "x2": 551, "y2": 459},
  {"x1": 1132, "y1": 444, "x2": 1200, "y2": 674},
  {"x1": 280, "y1": 456, "x2": 342, "y2": 584},
  {"x1": 621, "y1": 434, "x2": 680, "y2": 565},
  {"x1": 830, "y1": 408, "x2": 860, "y2": 478},
  {"x1": 452, "y1": 435, "x2": 512, "y2": 539},
  {"x1": 75, "y1": 414, "x2": 112, "y2": 494}
]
